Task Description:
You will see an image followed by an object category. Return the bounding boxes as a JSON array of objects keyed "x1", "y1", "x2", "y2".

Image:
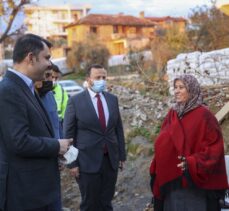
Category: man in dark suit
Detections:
[
  {"x1": 0, "y1": 34, "x2": 72, "y2": 211},
  {"x1": 64, "y1": 64, "x2": 126, "y2": 211}
]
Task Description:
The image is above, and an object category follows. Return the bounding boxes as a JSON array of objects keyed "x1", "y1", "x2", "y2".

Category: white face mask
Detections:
[
  {"x1": 91, "y1": 80, "x2": 106, "y2": 93},
  {"x1": 53, "y1": 80, "x2": 59, "y2": 86}
]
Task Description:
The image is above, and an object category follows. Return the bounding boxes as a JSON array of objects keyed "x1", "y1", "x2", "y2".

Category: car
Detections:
[{"x1": 58, "y1": 80, "x2": 84, "y2": 96}]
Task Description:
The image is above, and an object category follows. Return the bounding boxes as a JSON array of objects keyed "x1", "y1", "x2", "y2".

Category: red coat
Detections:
[{"x1": 150, "y1": 105, "x2": 228, "y2": 198}]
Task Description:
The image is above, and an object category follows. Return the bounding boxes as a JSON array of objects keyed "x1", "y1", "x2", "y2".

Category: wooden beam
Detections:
[{"x1": 216, "y1": 102, "x2": 229, "y2": 123}]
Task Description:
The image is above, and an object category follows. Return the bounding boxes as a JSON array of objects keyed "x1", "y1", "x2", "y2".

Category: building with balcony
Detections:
[
  {"x1": 65, "y1": 13, "x2": 155, "y2": 55},
  {"x1": 23, "y1": 4, "x2": 91, "y2": 39}
]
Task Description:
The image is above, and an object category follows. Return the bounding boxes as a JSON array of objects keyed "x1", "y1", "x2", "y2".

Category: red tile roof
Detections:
[
  {"x1": 146, "y1": 16, "x2": 186, "y2": 22},
  {"x1": 65, "y1": 14, "x2": 155, "y2": 28}
]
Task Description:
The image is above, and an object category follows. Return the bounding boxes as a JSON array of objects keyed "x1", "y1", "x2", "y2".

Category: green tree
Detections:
[
  {"x1": 67, "y1": 36, "x2": 110, "y2": 74},
  {"x1": 0, "y1": 0, "x2": 31, "y2": 43}
]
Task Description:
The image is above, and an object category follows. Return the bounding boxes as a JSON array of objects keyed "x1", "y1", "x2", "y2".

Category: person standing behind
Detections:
[
  {"x1": 51, "y1": 64, "x2": 68, "y2": 125},
  {"x1": 150, "y1": 74, "x2": 228, "y2": 211},
  {"x1": 35, "y1": 71, "x2": 62, "y2": 211},
  {"x1": 35, "y1": 70, "x2": 61, "y2": 139},
  {"x1": 64, "y1": 64, "x2": 126, "y2": 211},
  {"x1": 0, "y1": 34, "x2": 72, "y2": 211}
]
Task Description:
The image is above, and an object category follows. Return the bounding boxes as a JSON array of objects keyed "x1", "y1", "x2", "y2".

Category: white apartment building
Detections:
[{"x1": 23, "y1": 4, "x2": 91, "y2": 38}]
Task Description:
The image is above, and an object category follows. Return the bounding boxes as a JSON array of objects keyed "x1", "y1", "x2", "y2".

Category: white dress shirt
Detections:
[{"x1": 88, "y1": 88, "x2": 109, "y2": 126}]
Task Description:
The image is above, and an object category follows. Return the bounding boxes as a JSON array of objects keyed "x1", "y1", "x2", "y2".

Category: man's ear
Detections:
[
  {"x1": 86, "y1": 77, "x2": 92, "y2": 85},
  {"x1": 26, "y1": 52, "x2": 34, "y2": 65}
]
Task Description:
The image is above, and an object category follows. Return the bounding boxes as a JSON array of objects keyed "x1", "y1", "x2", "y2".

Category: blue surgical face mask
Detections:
[{"x1": 91, "y1": 80, "x2": 106, "y2": 93}]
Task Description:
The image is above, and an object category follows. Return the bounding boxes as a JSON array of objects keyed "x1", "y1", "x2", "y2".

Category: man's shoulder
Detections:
[
  {"x1": 71, "y1": 89, "x2": 87, "y2": 100},
  {"x1": 103, "y1": 91, "x2": 117, "y2": 99},
  {"x1": 43, "y1": 91, "x2": 55, "y2": 101},
  {"x1": 0, "y1": 76, "x2": 16, "y2": 92},
  {"x1": 0, "y1": 79, "x2": 21, "y2": 105}
]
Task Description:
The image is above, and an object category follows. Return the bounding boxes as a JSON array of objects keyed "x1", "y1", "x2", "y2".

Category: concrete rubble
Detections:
[
  {"x1": 111, "y1": 85, "x2": 172, "y2": 129},
  {"x1": 111, "y1": 84, "x2": 229, "y2": 131}
]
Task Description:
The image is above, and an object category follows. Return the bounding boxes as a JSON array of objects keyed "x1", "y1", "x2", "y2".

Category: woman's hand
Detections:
[{"x1": 177, "y1": 156, "x2": 187, "y2": 171}]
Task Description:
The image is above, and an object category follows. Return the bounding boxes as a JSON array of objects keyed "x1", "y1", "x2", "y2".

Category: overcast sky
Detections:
[
  {"x1": 1, "y1": 0, "x2": 229, "y2": 33},
  {"x1": 37, "y1": 0, "x2": 229, "y2": 17}
]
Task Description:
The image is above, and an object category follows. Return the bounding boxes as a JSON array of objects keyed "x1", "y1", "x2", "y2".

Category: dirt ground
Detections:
[{"x1": 61, "y1": 155, "x2": 153, "y2": 211}]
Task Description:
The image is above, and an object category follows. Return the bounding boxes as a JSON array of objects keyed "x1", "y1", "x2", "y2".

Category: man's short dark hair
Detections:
[
  {"x1": 13, "y1": 33, "x2": 52, "y2": 64},
  {"x1": 51, "y1": 63, "x2": 62, "y2": 74},
  {"x1": 86, "y1": 64, "x2": 104, "y2": 77}
]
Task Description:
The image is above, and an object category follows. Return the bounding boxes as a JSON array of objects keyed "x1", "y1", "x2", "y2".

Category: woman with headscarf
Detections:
[{"x1": 149, "y1": 74, "x2": 228, "y2": 211}]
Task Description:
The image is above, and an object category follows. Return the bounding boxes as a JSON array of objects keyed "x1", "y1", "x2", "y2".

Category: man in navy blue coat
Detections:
[
  {"x1": 64, "y1": 64, "x2": 126, "y2": 211},
  {"x1": 0, "y1": 34, "x2": 72, "y2": 211}
]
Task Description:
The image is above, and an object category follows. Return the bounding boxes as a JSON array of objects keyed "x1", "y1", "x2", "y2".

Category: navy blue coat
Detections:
[
  {"x1": 64, "y1": 89, "x2": 126, "y2": 173},
  {"x1": 0, "y1": 71, "x2": 60, "y2": 211}
]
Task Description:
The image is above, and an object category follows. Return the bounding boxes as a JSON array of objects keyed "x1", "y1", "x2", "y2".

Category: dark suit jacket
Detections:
[
  {"x1": 0, "y1": 71, "x2": 60, "y2": 211},
  {"x1": 64, "y1": 89, "x2": 126, "y2": 173}
]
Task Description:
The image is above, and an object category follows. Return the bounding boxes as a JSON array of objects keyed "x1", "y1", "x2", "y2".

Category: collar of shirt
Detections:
[
  {"x1": 87, "y1": 87, "x2": 109, "y2": 125},
  {"x1": 8, "y1": 68, "x2": 34, "y2": 94},
  {"x1": 87, "y1": 87, "x2": 103, "y2": 99}
]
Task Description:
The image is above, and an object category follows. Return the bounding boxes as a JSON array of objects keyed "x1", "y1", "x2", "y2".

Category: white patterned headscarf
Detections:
[{"x1": 173, "y1": 74, "x2": 204, "y2": 118}]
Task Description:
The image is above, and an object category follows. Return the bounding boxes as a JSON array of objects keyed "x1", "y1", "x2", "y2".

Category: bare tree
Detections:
[
  {"x1": 151, "y1": 26, "x2": 190, "y2": 74},
  {"x1": 0, "y1": 0, "x2": 31, "y2": 43},
  {"x1": 188, "y1": 3, "x2": 229, "y2": 51}
]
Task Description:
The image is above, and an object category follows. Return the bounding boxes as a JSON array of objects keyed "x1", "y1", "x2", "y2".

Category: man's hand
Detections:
[
  {"x1": 58, "y1": 138, "x2": 73, "y2": 155},
  {"x1": 70, "y1": 167, "x2": 80, "y2": 178}
]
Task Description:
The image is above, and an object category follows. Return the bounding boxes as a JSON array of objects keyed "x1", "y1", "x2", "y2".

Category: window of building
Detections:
[
  {"x1": 90, "y1": 26, "x2": 97, "y2": 34},
  {"x1": 122, "y1": 26, "x2": 127, "y2": 33},
  {"x1": 61, "y1": 11, "x2": 67, "y2": 19},
  {"x1": 72, "y1": 14, "x2": 78, "y2": 21},
  {"x1": 136, "y1": 27, "x2": 142, "y2": 34},
  {"x1": 113, "y1": 25, "x2": 118, "y2": 34}
]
